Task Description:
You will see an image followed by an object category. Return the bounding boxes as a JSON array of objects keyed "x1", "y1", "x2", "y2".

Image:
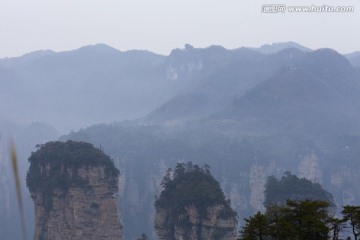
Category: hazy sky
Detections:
[{"x1": 0, "y1": 0, "x2": 359, "y2": 58}]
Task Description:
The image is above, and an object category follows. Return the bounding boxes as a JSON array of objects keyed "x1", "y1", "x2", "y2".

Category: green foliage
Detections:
[
  {"x1": 239, "y1": 199, "x2": 331, "y2": 240},
  {"x1": 264, "y1": 172, "x2": 334, "y2": 208},
  {"x1": 261, "y1": 173, "x2": 335, "y2": 239},
  {"x1": 342, "y1": 205, "x2": 360, "y2": 240},
  {"x1": 239, "y1": 201, "x2": 360, "y2": 240},
  {"x1": 155, "y1": 162, "x2": 236, "y2": 230},
  {"x1": 284, "y1": 199, "x2": 330, "y2": 240},
  {"x1": 156, "y1": 162, "x2": 235, "y2": 217},
  {"x1": 26, "y1": 140, "x2": 119, "y2": 194},
  {"x1": 327, "y1": 217, "x2": 347, "y2": 240},
  {"x1": 239, "y1": 212, "x2": 268, "y2": 240}
]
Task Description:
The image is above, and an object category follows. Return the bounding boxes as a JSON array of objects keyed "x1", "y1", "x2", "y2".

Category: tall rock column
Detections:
[
  {"x1": 154, "y1": 162, "x2": 238, "y2": 240},
  {"x1": 26, "y1": 141, "x2": 122, "y2": 240}
]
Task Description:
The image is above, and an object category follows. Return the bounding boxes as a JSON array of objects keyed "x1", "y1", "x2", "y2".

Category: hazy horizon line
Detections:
[{"x1": 1, "y1": 41, "x2": 359, "y2": 59}]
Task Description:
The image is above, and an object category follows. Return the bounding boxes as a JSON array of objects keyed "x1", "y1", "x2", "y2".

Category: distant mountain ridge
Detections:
[
  {"x1": 0, "y1": 42, "x2": 359, "y2": 133},
  {"x1": 213, "y1": 49, "x2": 360, "y2": 132},
  {"x1": 144, "y1": 47, "x2": 360, "y2": 136},
  {"x1": 0, "y1": 44, "x2": 170, "y2": 131},
  {"x1": 249, "y1": 41, "x2": 312, "y2": 54},
  {"x1": 144, "y1": 47, "x2": 307, "y2": 124},
  {"x1": 345, "y1": 51, "x2": 360, "y2": 68}
]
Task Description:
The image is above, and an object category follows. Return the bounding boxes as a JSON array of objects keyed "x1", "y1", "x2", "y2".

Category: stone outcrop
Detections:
[
  {"x1": 297, "y1": 153, "x2": 322, "y2": 184},
  {"x1": 27, "y1": 141, "x2": 122, "y2": 240},
  {"x1": 155, "y1": 204, "x2": 237, "y2": 240},
  {"x1": 154, "y1": 163, "x2": 237, "y2": 240},
  {"x1": 249, "y1": 163, "x2": 267, "y2": 212}
]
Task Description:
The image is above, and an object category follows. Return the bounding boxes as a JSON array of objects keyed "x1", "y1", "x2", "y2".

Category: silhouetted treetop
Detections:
[
  {"x1": 155, "y1": 162, "x2": 236, "y2": 218},
  {"x1": 264, "y1": 172, "x2": 334, "y2": 208},
  {"x1": 27, "y1": 140, "x2": 119, "y2": 193}
]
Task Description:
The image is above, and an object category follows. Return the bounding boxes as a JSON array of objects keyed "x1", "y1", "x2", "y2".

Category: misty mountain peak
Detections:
[
  {"x1": 0, "y1": 49, "x2": 55, "y2": 68},
  {"x1": 184, "y1": 43, "x2": 194, "y2": 51},
  {"x1": 345, "y1": 51, "x2": 360, "y2": 68},
  {"x1": 309, "y1": 48, "x2": 349, "y2": 64},
  {"x1": 253, "y1": 41, "x2": 312, "y2": 54},
  {"x1": 74, "y1": 43, "x2": 121, "y2": 55},
  {"x1": 20, "y1": 49, "x2": 55, "y2": 59},
  {"x1": 273, "y1": 47, "x2": 306, "y2": 58},
  {"x1": 302, "y1": 48, "x2": 356, "y2": 79}
]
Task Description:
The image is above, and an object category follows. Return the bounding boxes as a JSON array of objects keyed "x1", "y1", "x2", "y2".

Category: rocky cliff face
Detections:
[
  {"x1": 155, "y1": 204, "x2": 237, "y2": 240},
  {"x1": 27, "y1": 141, "x2": 122, "y2": 240},
  {"x1": 154, "y1": 163, "x2": 237, "y2": 240}
]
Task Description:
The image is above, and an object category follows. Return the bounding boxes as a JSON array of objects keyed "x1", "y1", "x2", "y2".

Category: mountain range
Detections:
[
  {"x1": 2, "y1": 42, "x2": 360, "y2": 240},
  {"x1": 2, "y1": 41, "x2": 358, "y2": 133}
]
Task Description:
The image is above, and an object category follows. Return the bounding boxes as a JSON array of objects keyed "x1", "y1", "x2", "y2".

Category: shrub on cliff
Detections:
[
  {"x1": 264, "y1": 172, "x2": 334, "y2": 208},
  {"x1": 155, "y1": 162, "x2": 236, "y2": 221},
  {"x1": 26, "y1": 140, "x2": 119, "y2": 193}
]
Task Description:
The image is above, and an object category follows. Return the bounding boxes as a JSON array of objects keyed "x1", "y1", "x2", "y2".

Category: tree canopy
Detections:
[
  {"x1": 155, "y1": 162, "x2": 236, "y2": 220},
  {"x1": 239, "y1": 199, "x2": 331, "y2": 240},
  {"x1": 264, "y1": 172, "x2": 334, "y2": 208},
  {"x1": 239, "y1": 201, "x2": 360, "y2": 240},
  {"x1": 342, "y1": 205, "x2": 360, "y2": 240},
  {"x1": 26, "y1": 140, "x2": 119, "y2": 193}
]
